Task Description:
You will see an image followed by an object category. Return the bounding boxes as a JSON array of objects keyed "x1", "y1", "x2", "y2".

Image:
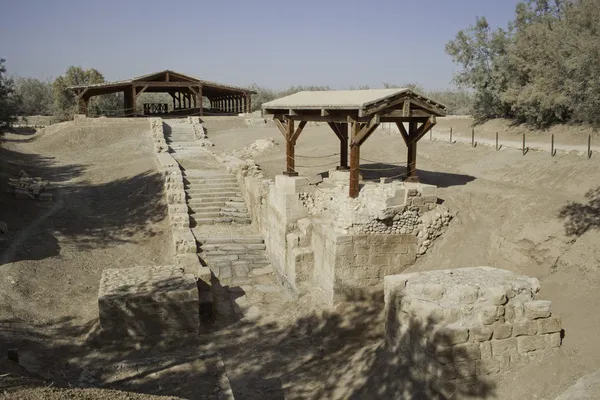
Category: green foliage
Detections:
[
  {"x1": 53, "y1": 66, "x2": 123, "y2": 120},
  {"x1": 14, "y1": 77, "x2": 53, "y2": 116},
  {"x1": 0, "y1": 59, "x2": 20, "y2": 127},
  {"x1": 447, "y1": 0, "x2": 600, "y2": 128}
]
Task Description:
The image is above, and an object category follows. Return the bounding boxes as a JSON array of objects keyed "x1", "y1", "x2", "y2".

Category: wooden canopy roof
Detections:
[
  {"x1": 69, "y1": 70, "x2": 256, "y2": 117},
  {"x1": 262, "y1": 88, "x2": 446, "y2": 120},
  {"x1": 68, "y1": 69, "x2": 256, "y2": 98},
  {"x1": 262, "y1": 89, "x2": 446, "y2": 198}
]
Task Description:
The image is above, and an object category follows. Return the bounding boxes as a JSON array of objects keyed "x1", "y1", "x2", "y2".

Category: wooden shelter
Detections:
[
  {"x1": 262, "y1": 89, "x2": 447, "y2": 198},
  {"x1": 68, "y1": 70, "x2": 256, "y2": 117}
]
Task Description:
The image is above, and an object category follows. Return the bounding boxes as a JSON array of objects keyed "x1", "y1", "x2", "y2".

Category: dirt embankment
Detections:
[{"x1": 0, "y1": 119, "x2": 172, "y2": 328}]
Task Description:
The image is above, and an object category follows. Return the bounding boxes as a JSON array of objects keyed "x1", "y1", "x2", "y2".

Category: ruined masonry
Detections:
[
  {"x1": 98, "y1": 266, "x2": 200, "y2": 337},
  {"x1": 384, "y1": 267, "x2": 563, "y2": 397}
]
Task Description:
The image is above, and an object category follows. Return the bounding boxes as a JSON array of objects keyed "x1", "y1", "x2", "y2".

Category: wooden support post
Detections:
[
  {"x1": 349, "y1": 121, "x2": 361, "y2": 198},
  {"x1": 198, "y1": 86, "x2": 203, "y2": 116},
  {"x1": 337, "y1": 123, "x2": 349, "y2": 170},
  {"x1": 240, "y1": 96, "x2": 245, "y2": 114},
  {"x1": 131, "y1": 86, "x2": 137, "y2": 117},
  {"x1": 406, "y1": 120, "x2": 418, "y2": 182},
  {"x1": 78, "y1": 96, "x2": 89, "y2": 115},
  {"x1": 246, "y1": 93, "x2": 252, "y2": 113},
  {"x1": 285, "y1": 119, "x2": 296, "y2": 175}
]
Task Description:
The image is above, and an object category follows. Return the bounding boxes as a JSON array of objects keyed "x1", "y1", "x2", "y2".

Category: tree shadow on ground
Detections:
[
  {"x1": 353, "y1": 163, "x2": 476, "y2": 188},
  {"x1": 0, "y1": 281, "x2": 496, "y2": 399},
  {"x1": 558, "y1": 186, "x2": 600, "y2": 237},
  {"x1": 0, "y1": 141, "x2": 167, "y2": 264}
]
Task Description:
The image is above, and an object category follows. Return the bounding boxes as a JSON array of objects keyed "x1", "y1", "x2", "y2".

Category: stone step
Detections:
[
  {"x1": 186, "y1": 188, "x2": 241, "y2": 195},
  {"x1": 183, "y1": 175, "x2": 237, "y2": 185},
  {"x1": 222, "y1": 206, "x2": 248, "y2": 213},
  {"x1": 188, "y1": 192, "x2": 242, "y2": 199},
  {"x1": 221, "y1": 212, "x2": 250, "y2": 219},
  {"x1": 186, "y1": 183, "x2": 239, "y2": 190},
  {"x1": 188, "y1": 201, "x2": 226, "y2": 208},
  {"x1": 188, "y1": 206, "x2": 221, "y2": 213},
  {"x1": 194, "y1": 211, "x2": 222, "y2": 219},
  {"x1": 188, "y1": 197, "x2": 242, "y2": 205},
  {"x1": 194, "y1": 217, "x2": 251, "y2": 225},
  {"x1": 201, "y1": 243, "x2": 267, "y2": 252},
  {"x1": 184, "y1": 173, "x2": 235, "y2": 180},
  {"x1": 197, "y1": 237, "x2": 264, "y2": 245}
]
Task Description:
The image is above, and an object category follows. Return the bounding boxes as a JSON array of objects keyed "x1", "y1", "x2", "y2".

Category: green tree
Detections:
[
  {"x1": 53, "y1": 66, "x2": 123, "y2": 120},
  {"x1": 0, "y1": 59, "x2": 20, "y2": 128},
  {"x1": 446, "y1": 16, "x2": 513, "y2": 122},
  {"x1": 14, "y1": 77, "x2": 53, "y2": 116}
]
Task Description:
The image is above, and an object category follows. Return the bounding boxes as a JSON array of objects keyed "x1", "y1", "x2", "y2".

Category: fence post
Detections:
[
  {"x1": 471, "y1": 127, "x2": 477, "y2": 148},
  {"x1": 551, "y1": 133, "x2": 556, "y2": 157},
  {"x1": 496, "y1": 132, "x2": 499, "y2": 151},
  {"x1": 450, "y1": 127, "x2": 453, "y2": 144},
  {"x1": 430, "y1": 127, "x2": 433, "y2": 142},
  {"x1": 522, "y1": 133, "x2": 528, "y2": 156},
  {"x1": 589, "y1": 133, "x2": 593, "y2": 159}
]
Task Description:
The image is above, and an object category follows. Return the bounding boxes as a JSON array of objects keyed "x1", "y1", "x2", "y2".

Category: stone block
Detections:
[
  {"x1": 538, "y1": 316, "x2": 562, "y2": 334},
  {"x1": 173, "y1": 229, "x2": 197, "y2": 254},
  {"x1": 169, "y1": 204, "x2": 189, "y2": 214},
  {"x1": 479, "y1": 305, "x2": 499, "y2": 325},
  {"x1": 455, "y1": 361, "x2": 476, "y2": 378},
  {"x1": 491, "y1": 338, "x2": 517, "y2": 356},
  {"x1": 480, "y1": 341, "x2": 492, "y2": 359},
  {"x1": 98, "y1": 266, "x2": 199, "y2": 337},
  {"x1": 482, "y1": 286, "x2": 508, "y2": 305},
  {"x1": 452, "y1": 342, "x2": 481, "y2": 361},
  {"x1": 275, "y1": 175, "x2": 311, "y2": 194},
  {"x1": 157, "y1": 153, "x2": 178, "y2": 169},
  {"x1": 517, "y1": 335, "x2": 547, "y2": 353},
  {"x1": 493, "y1": 322, "x2": 513, "y2": 339},
  {"x1": 433, "y1": 323, "x2": 469, "y2": 346},
  {"x1": 512, "y1": 319, "x2": 538, "y2": 337},
  {"x1": 524, "y1": 300, "x2": 551, "y2": 319},
  {"x1": 170, "y1": 213, "x2": 190, "y2": 228},
  {"x1": 476, "y1": 355, "x2": 509, "y2": 375},
  {"x1": 469, "y1": 325, "x2": 493, "y2": 342},
  {"x1": 419, "y1": 184, "x2": 438, "y2": 198},
  {"x1": 546, "y1": 332, "x2": 562, "y2": 348}
]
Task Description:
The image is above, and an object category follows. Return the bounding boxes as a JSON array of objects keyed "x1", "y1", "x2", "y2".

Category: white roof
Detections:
[{"x1": 262, "y1": 88, "x2": 411, "y2": 110}]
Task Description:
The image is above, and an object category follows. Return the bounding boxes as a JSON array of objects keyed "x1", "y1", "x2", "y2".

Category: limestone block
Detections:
[
  {"x1": 157, "y1": 153, "x2": 179, "y2": 170},
  {"x1": 98, "y1": 266, "x2": 199, "y2": 337},
  {"x1": 173, "y1": 229, "x2": 197, "y2": 254},
  {"x1": 538, "y1": 316, "x2": 562, "y2": 334},
  {"x1": 452, "y1": 342, "x2": 481, "y2": 361},
  {"x1": 169, "y1": 204, "x2": 188, "y2": 214},
  {"x1": 164, "y1": 181, "x2": 184, "y2": 191},
  {"x1": 517, "y1": 335, "x2": 547, "y2": 353},
  {"x1": 546, "y1": 332, "x2": 562, "y2": 348},
  {"x1": 469, "y1": 325, "x2": 493, "y2": 342},
  {"x1": 166, "y1": 189, "x2": 186, "y2": 205},
  {"x1": 433, "y1": 323, "x2": 469, "y2": 345},
  {"x1": 170, "y1": 213, "x2": 190, "y2": 228},
  {"x1": 493, "y1": 322, "x2": 513, "y2": 339},
  {"x1": 492, "y1": 338, "x2": 517, "y2": 356},
  {"x1": 512, "y1": 319, "x2": 538, "y2": 336},
  {"x1": 524, "y1": 300, "x2": 552, "y2": 319},
  {"x1": 275, "y1": 175, "x2": 311, "y2": 194},
  {"x1": 176, "y1": 253, "x2": 200, "y2": 276}
]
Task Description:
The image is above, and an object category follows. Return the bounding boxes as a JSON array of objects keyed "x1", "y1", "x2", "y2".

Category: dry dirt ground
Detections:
[{"x1": 0, "y1": 116, "x2": 599, "y2": 399}]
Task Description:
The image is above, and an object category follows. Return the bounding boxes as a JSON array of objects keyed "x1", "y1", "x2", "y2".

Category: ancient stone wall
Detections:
[
  {"x1": 384, "y1": 267, "x2": 563, "y2": 397},
  {"x1": 98, "y1": 266, "x2": 199, "y2": 337},
  {"x1": 213, "y1": 154, "x2": 453, "y2": 303}
]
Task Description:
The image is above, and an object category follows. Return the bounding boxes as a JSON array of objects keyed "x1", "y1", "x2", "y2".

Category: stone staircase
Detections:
[
  {"x1": 163, "y1": 121, "x2": 204, "y2": 153},
  {"x1": 183, "y1": 170, "x2": 251, "y2": 226}
]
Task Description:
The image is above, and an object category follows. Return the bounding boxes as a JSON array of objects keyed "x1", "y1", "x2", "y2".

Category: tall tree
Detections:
[
  {"x1": 0, "y1": 59, "x2": 20, "y2": 128},
  {"x1": 14, "y1": 77, "x2": 53, "y2": 116}
]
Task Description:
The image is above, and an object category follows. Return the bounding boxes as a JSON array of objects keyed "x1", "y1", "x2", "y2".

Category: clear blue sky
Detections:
[{"x1": 1, "y1": 0, "x2": 520, "y2": 90}]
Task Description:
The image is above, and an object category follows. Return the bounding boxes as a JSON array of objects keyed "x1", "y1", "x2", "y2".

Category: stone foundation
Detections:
[
  {"x1": 384, "y1": 267, "x2": 562, "y2": 397},
  {"x1": 98, "y1": 266, "x2": 200, "y2": 337},
  {"x1": 214, "y1": 153, "x2": 453, "y2": 305}
]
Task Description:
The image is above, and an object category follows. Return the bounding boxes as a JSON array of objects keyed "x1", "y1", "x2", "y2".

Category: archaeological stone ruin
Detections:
[{"x1": 384, "y1": 267, "x2": 562, "y2": 397}]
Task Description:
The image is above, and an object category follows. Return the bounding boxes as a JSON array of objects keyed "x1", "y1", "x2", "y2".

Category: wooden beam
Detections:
[
  {"x1": 132, "y1": 86, "x2": 137, "y2": 117},
  {"x1": 165, "y1": 71, "x2": 170, "y2": 82},
  {"x1": 274, "y1": 117, "x2": 287, "y2": 139},
  {"x1": 338, "y1": 123, "x2": 348, "y2": 170},
  {"x1": 75, "y1": 87, "x2": 89, "y2": 99},
  {"x1": 291, "y1": 120, "x2": 307, "y2": 144},
  {"x1": 361, "y1": 93, "x2": 409, "y2": 116},
  {"x1": 349, "y1": 122, "x2": 361, "y2": 198},
  {"x1": 413, "y1": 119, "x2": 436, "y2": 143},
  {"x1": 408, "y1": 96, "x2": 446, "y2": 116},
  {"x1": 406, "y1": 120, "x2": 419, "y2": 182},
  {"x1": 327, "y1": 122, "x2": 344, "y2": 140},
  {"x1": 396, "y1": 122, "x2": 410, "y2": 145},
  {"x1": 285, "y1": 119, "x2": 297, "y2": 176},
  {"x1": 135, "y1": 85, "x2": 149, "y2": 98},
  {"x1": 133, "y1": 81, "x2": 201, "y2": 88},
  {"x1": 352, "y1": 116, "x2": 380, "y2": 147},
  {"x1": 402, "y1": 100, "x2": 411, "y2": 117},
  {"x1": 198, "y1": 85, "x2": 203, "y2": 116}
]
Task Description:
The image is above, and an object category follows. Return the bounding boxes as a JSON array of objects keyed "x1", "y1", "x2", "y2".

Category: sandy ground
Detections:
[{"x1": 0, "y1": 115, "x2": 599, "y2": 399}]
